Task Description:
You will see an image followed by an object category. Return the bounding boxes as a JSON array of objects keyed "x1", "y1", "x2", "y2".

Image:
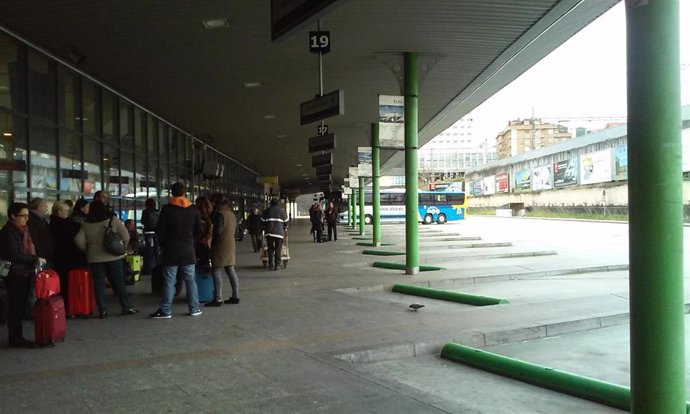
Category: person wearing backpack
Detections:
[{"x1": 74, "y1": 199, "x2": 138, "y2": 319}]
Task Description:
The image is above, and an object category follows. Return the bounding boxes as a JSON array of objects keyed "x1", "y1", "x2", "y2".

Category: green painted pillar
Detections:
[
  {"x1": 372, "y1": 123, "x2": 382, "y2": 247},
  {"x1": 350, "y1": 188, "x2": 356, "y2": 229},
  {"x1": 404, "y1": 52, "x2": 419, "y2": 275},
  {"x1": 627, "y1": 2, "x2": 685, "y2": 413},
  {"x1": 358, "y1": 176, "x2": 365, "y2": 236}
]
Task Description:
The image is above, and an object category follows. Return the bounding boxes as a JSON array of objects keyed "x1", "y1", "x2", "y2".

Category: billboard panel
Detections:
[
  {"x1": 513, "y1": 169, "x2": 531, "y2": 193},
  {"x1": 472, "y1": 180, "x2": 483, "y2": 196},
  {"x1": 483, "y1": 175, "x2": 496, "y2": 195},
  {"x1": 614, "y1": 145, "x2": 628, "y2": 181},
  {"x1": 495, "y1": 173, "x2": 509, "y2": 193},
  {"x1": 580, "y1": 149, "x2": 612, "y2": 185},
  {"x1": 553, "y1": 159, "x2": 578, "y2": 188},
  {"x1": 531, "y1": 165, "x2": 553, "y2": 191},
  {"x1": 378, "y1": 95, "x2": 405, "y2": 149}
]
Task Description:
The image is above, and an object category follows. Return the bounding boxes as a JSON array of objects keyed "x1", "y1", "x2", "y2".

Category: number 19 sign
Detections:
[{"x1": 309, "y1": 31, "x2": 330, "y2": 54}]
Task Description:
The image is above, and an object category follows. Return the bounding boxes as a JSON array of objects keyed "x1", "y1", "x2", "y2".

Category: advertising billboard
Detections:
[
  {"x1": 472, "y1": 180, "x2": 483, "y2": 196},
  {"x1": 580, "y1": 149, "x2": 612, "y2": 185},
  {"x1": 513, "y1": 169, "x2": 531, "y2": 193},
  {"x1": 378, "y1": 95, "x2": 405, "y2": 149},
  {"x1": 483, "y1": 175, "x2": 496, "y2": 195},
  {"x1": 553, "y1": 159, "x2": 578, "y2": 188},
  {"x1": 614, "y1": 145, "x2": 628, "y2": 181},
  {"x1": 531, "y1": 165, "x2": 553, "y2": 191},
  {"x1": 495, "y1": 173, "x2": 509, "y2": 193}
]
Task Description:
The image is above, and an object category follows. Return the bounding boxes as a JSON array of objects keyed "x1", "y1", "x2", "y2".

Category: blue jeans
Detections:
[{"x1": 160, "y1": 264, "x2": 199, "y2": 315}]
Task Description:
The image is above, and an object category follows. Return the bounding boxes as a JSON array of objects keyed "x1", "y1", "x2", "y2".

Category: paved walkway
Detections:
[{"x1": 0, "y1": 216, "x2": 685, "y2": 413}]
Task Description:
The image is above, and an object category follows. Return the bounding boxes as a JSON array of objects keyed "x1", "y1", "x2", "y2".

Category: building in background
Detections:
[
  {"x1": 418, "y1": 117, "x2": 496, "y2": 190},
  {"x1": 496, "y1": 119, "x2": 572, "y2": 159}
]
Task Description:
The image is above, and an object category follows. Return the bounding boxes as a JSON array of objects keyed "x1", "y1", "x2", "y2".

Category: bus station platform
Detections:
[{"x1": 0, "y1": 216, "x2": 687, "y2": 413}]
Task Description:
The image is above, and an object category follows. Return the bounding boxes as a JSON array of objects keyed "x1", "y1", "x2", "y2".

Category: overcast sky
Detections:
[{"x1": 466, "y1": 1, "x2": 690, "y2": 147}]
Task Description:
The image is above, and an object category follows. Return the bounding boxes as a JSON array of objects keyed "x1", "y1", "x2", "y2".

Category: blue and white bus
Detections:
[{"x1": 346, "y1": 188, "x2": 467, "y2": 225}]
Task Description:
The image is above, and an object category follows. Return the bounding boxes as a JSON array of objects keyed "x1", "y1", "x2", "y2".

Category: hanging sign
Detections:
[
  {"x1": 378, "y1": 95, "x2": 405, "y2": 149},
  {"x1": 315, "y1": 164, "x2": 332, "y2": 175},
  {"x1": 348, "y1": 166, "x2": 359, "y2": 182},
  {"x1": 308, "y1": 133, "x2": 335, "y2": 153},
  {"x1": 357, "y1": 146, "x2": 372, "y2": 177},
  {"x1": 309, "y1": 31, "x2": 331, "y2": 54},
  {"x1": 311, "y1": 152, "x2": 332, "y2": 167},
  {"x1": 300, "y1": 90, "x2": 344, "y2": 125}
]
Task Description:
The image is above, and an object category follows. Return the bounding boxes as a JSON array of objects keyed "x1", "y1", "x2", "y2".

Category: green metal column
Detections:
[
  {"x1": 627, "y1": 2, "x2": 685, "y2": 413},
  {"x1": 404, "y1": 52, "x2": 419, "y2": 275},
  {"x1": 350, "y1": 188, "x2": 356, "y2": 229},
  {"x1": 358, "y1": 176, "x2": 365, "y2": 236},
  {"x1": 372, "y1": 123, "x2": 382, "y2": 247}
]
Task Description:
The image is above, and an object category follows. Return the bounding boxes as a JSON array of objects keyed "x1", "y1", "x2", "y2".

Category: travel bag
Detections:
[
  {"x1": 34, "y1": 295, "x2": 66, "y2": 347},
  {"x1": 67, "y1": 268, "x2": 96, "y2": 318},
  {"x1": 195, "y1": 265, "x2": 214, "y2": 303},
  {"x1": 35, "y1": 268, "x2": 61, "y2": 299}
]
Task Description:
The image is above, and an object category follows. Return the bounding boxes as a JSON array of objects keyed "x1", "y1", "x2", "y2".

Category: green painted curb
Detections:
[
  {"x1": 356, "y1": 242, "x2": 394, "y2": 247},
  {"x1": 352, "y1": 237, "x2": 369, "y2": 240},
  {"x1": 372, "y1": 262, "x2": 445, "y2": 271},
  {"x1": 440, "y1": 343, "x2": 690, "y2": 412},
  {"x1": 392, "y1": 284, "x2": 508, "y2": 306},
  {"x1": 362, "y1": 250, "x2": 404, "y2": 256}
]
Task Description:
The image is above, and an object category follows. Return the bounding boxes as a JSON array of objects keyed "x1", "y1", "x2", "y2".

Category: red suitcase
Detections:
[
  {"x1": 34, "y1": 295, "x2": 66, "y2": 347},
  {"x1": 35, "y1": 268, "x2": 61, "y2": 299},
  {"x1": 67, "y1": 268, "x2": 96, "y2": 317}
]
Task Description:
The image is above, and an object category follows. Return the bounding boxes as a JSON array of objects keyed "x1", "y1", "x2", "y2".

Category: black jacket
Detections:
[
  {"x1": 49, "y1": 215, "x2": 87, "y2": 271},
  {"x1": 141, "y1": 208, "x2": 160, "y2": 232},
  {"x1": 157, "y1": 201, "x2": 203, "y2": 266},
  {"x1": 0, "y1": 224, "x2": 39, "y2": 277},
  {"x1": 247, "y1": 213, "x2": 262, "y2": 235},
  {"x1": 261, "y1": 205, "x2": 289, "y2": 239},
  {"x1": 27, "y1": 211, "x2": 54, "y2": 262}
]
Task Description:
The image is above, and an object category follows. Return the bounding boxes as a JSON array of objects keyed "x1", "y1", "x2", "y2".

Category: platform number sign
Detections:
[
  {"x1": 309, "y1": 31, "x2": 330, "y2": 54},
  {"x1": 318, "y1": 124, "x2": 329, "y2": 136}
]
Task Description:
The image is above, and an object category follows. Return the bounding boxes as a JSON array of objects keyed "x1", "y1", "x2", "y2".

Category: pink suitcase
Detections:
[
  {"x1": 34, "y1": 295, "x2": 66, "y2": 347},
  {"x1": 35, "y1": 268, "x2": 61, "y2": 299}
]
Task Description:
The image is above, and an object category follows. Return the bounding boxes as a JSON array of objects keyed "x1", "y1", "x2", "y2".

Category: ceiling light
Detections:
[
  {"x1": 2, "y1": 132, "x2": 12, "y2": 137},
  {"x1": 263, "y1": 115, "x2": 276, "y2": 119},
  {"x1": 202, "y1": 19, "x2": 229, "y2": 29},
  {"x1": 243, "y1": 81, "x2": 263, "y2": 88},
  {"x1": 277, "y1": 134, "x2": 287, "y2": 138},
  {"x1": 296, "y1": 163, "x2": 303, "y2": 167}
]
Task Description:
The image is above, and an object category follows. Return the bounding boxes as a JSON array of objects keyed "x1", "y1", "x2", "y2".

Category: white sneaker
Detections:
[{"x1": 189, "y1": 310, "x2": 202, "y2": 317}]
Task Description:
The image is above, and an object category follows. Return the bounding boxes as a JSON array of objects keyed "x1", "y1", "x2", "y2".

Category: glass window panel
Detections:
[
  {"x1": 146, "y1": 115, "x2": 155, "y2": 154},
  {"x1": 103, "y1": 143, "x2": 119, "y2": 197},
  {"x1": 82, "y1": 81, "x2": 97, "y2": 137},
  {"x1": 28, "y1": 50, "x2": 56, "y2": 122},
  {"x1": 57, "y1": 67, "x2": 76, "y2": 129},
  {"x1": 59, "y1": 129, "x2": 83, "y2": 194},
  {"x1": 134, "y1": 108, "x2": 144, "y2": 151},
  {"x1": 0, "y1": 33, "x2": 25, "y2": 112},
  {"x1": 83, "y1": 138, "x2": 102, "y2": 196},
  {"x1": 102, "y1": 91, "x2": 115, "y2": 141},
  {"x1": 0, "y1": 112, "x2": 28, "y2": 192},
  {"x1": 29, "y1": 124, "x2": 57, "y2": 191},
  {"x1": 120, "y1": 150, "x2": 134, "y2": 198}
]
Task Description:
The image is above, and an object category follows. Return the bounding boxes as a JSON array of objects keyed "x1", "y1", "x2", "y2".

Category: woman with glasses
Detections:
[{"x1": 0, "y1": 202, "x2": 48, "y2": 348}]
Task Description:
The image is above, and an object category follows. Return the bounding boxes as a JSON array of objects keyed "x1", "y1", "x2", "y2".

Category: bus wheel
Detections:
[
  {"x1": 423, "y1": 214, "x2": 433, "y2": 225},
  {"x1": 437, "y1": 214, "x2": 447, "y2": 224},
  {"x1": 364, "y1": 214, "x2": 373, "y2": 225}
]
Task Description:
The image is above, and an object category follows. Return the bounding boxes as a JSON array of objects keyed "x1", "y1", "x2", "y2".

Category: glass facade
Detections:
[{"x1": 0, "y1": 30, "x2": 261, "y2": 224}]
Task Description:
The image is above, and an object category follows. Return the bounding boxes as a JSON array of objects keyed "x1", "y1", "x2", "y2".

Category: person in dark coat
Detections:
[
  {"x1": 311, "y1": 203, "x2": 324, "y2": 243},
  {"x1": 49, "y1": 200, "x2": 87, "y2": 310},
  {"x1": 70, "y1": 198, "x2": 89, "y2": 225},
  {"x1": 150, "y1": 182, "x2": 203, "y2": 318},
  {"x1": 261, "y1": 199, "x2": 289, "y2": 271},
  {"x1": 247, "y1": 207, "x2": 263, "y2": 253},
  {"x1": 325, "y1": 201, "x2": 339, "y2": 242},
  {"x1": 0, "y1": 202, "x2": 48, "y2": 348},
  {"x1": 27, "y1": 197, "x2": 54, "y2": 265},
  {"x1": 140, "y1": 198, "x2": 160, "y2": 274}
]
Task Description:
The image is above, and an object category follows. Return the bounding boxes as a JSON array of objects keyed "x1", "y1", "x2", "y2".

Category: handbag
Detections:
[
  {"x1": 0, "y1": 260, "x2": 11, "y2": 278},
  {"x1": 103, "y1": 217, "x2": 126, "y2": 256}
]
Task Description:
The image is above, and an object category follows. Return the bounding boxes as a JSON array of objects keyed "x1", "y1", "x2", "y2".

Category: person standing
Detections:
[
  {"x1": 325, "y1": 201, "x2": 339, "y2": 242},
  {"x1": 74, "y1": 200, "x2": 138, "y2": 319},
  {"x1": 0, "y1": 202, "x2": 48, "y2": 348},
  {"x1": 49, "y1": 201, "x2": 86, "y2": 310},
  {"x1": 311, "y1": 203, "x2": 324, "y2": 243},
  {"x1": 207, "y1": 198, "x2": 240, "y2": 306},
  {"x1": 247, "y1": 207, "x2": 262, "y2": 253},
  {"x1": 70, "y1": 198, "x2": 89, "y2": 224},
  {"x1": 27, "y1": 197, "x2": 54, "y2": 265},
  {"x1": 150, "y1": 182, "x2": 203, "y2": 319},
  {"x1": 261, "y1": 199, "x2": 289, "y2": 271},
  {"x1": 141, "y1": 197, "x2": 160, "y2": 275}
]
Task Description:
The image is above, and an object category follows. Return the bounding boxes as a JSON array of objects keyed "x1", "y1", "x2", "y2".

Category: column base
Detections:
[{"x1": 406, "y1": 267, "x2": 419, "y2": 275}]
